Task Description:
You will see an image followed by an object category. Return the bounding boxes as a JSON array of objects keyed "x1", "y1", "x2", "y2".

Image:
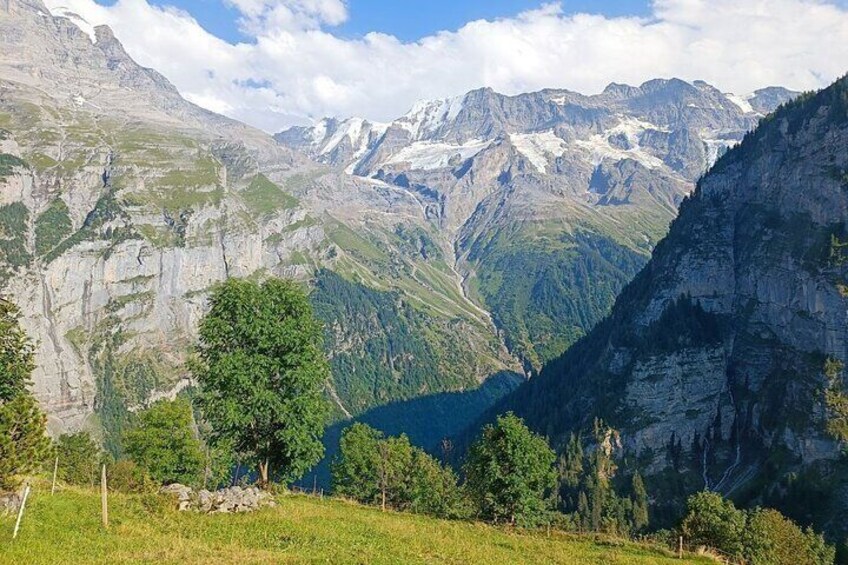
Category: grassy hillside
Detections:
[{"x1": 0, "y1": 488, "x2": 711, "y2": 564}]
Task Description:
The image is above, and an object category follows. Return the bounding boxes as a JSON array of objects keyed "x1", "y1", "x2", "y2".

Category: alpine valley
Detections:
[
  {"x1": 490, "y1": 76, "x2": 848, "y2": 541},
  {"x1": 7, "y1": 0, "x2": 848, "y2": 554},
  {"x1": 0, "y1": 0, "x2": 810, "y2": 487}
]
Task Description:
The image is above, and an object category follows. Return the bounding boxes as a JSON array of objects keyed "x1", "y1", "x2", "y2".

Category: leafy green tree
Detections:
[
  {"x1": 743, "y1": 508, "x2": 835, "y2": 565},
  {"x1": 464, "y1": 412, "x2": 557, "y2": 527},
  {"x1": 123, "y1": 398, "x2": 204, "y2": 486},
  {"x1": 0, "y1": 298, "x2": 50, "y2": 491},
  {"x1": 332, "y1": 423, "x2": 468, "y2": 518},
  {"x1": 333, "y1": 424, "x2": 414, "y2": 510},
  {"x1": 332, "y1": 422, "x2": 382, "y2": 503},
  {"x1": 407, "y1": 450, "x2": 471, "y2": 519},
  {"x1": 55, "y1": 432, "x2": 102, "y2": 486},
  {"x1": 681, "y1": 491, "x2": 748, "y2": 558},
  {"x1": 0, "y1": 298, "x2": 35, "y2": 402},
  {"x1": 193, "y1": 278, "x2": 330, "y2": 486}
]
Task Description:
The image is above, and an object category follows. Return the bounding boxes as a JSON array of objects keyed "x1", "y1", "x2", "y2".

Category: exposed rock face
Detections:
[
  {"x1": 497, "y1": 76, "x2": 848, "y2": 536},
  {"x1": 0, "y1": 0, "x2": 801, "y2": 466},
  {"x1": 0, "y1": 0, "x2": 514, "y2": 441}
]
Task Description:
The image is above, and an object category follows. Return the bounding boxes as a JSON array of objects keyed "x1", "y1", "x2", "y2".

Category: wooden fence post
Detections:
[
  {"x1": 101, "y1": 464, "x2": 108, "y2": 529},
  {"x1": 51, "y1": 456, "x2": 59, "y2": 495},
  {"x1": 12, "y1": 485, "x2": 30, "y2": 539},
  {"x1": 678, "y1": 535, "x2": 683, "y2": 559}
]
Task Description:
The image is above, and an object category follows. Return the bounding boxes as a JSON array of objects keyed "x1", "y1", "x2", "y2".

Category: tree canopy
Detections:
[
  {"x1": 0, "y1": 297, "x2": 49, "y2": 491},
  {"x1": 124, "y1": 398, "x2": 205, "y2": 486},
  {"x1": 193, "y1": 277, "x2": 330, "y2": 485},
  {"x1": 464, "y1": 412, "x2": 557, "y2": 526}
]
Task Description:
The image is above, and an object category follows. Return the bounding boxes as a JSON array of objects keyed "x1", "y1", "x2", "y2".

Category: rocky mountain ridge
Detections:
[
  {"x1": 492, "y1": 76, "x2": 848, "y2": 537},
  {"x1": 278, "y1": 79, "x2": 797, "y2": 368},
  {"x1": 0, "y1": 0, "x2": 516, "y2": 445}
]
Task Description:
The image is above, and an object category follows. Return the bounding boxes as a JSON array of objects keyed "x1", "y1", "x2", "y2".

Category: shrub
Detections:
[
  {"x1": 123, "y1": 398, "x2": 204, "y2": 486},
  {"x1": 332, "y1": 422, "x2": 468, "y2": 519},
  {"x1": 108, "y1": 460, "x2": 156, "y2": 494},
  {"x1": 55, "y1": 432, "x2": 102, "y2": 486},
  {"x1": 681, "y1": 492, "x2": 835, "y2": 564},
  {"x1": 681, "y1": 492, "x2": 746, "y2": 557}
]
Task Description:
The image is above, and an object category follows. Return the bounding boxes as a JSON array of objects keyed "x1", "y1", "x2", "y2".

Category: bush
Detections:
[
  {"x1": 107, "y1": 460, "x2": 155, "y2": 494},
  {"x1": 681, "y1": 491, "x2": 747, "y2": 556},
  {"x1": 123, "y1": 398, "x2": 204, "y2": 486},
  {"x1": 332, "y1": 423, "x2": 468, "y2": 519},
  {"x1": 55, "y1": 432, "x2": 102, "y2": 487},
  {"x1": 743, "y1": 508, "x2": 834, "y2": 565},
  {"x1": 464, "y1": 412, "x2": 557, "y2": 527},
  {"x1": 680, "y1": 492, "x2": 835, "y2": 565}
]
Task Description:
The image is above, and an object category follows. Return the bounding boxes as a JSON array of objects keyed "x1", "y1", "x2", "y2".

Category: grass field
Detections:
[{"x1": 0, "y1": 487, "x2": 712, "y2": 564}]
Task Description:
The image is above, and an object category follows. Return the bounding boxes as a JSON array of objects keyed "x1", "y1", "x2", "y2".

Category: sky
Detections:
[{"x1": 44, "y1": 0, "x2": 848, "y2": 132}]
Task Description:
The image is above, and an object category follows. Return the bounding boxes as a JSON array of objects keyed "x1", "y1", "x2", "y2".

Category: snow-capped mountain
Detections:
[
  {"x1": 277, "y1": 80, "x2": 796, "y2": 185},
  {"x1": 277, "y1": 80, "x2": 797, "y2": 369}
]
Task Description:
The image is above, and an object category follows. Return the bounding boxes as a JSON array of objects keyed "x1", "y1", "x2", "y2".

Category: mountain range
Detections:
[
  {"x1": 491, "y1": 77, "x2": 848, "y2": 539},
  {"x1": 0, "y1": 0, "x2": 800, "y2": 465}
]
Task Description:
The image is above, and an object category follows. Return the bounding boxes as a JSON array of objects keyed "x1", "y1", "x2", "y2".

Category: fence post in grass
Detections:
[
  {"x1": 678, "y1": 536, "x2": 683, "y2": 559},
  {"x1": 12, "y1": 484, "x2": 30, "y2": 539},
  {"x1": 51, "y1": 456, "x2": 59, "y2": 495},
  {"x1": 101, "y1": 464, "x2": 109, "y2": 529}
]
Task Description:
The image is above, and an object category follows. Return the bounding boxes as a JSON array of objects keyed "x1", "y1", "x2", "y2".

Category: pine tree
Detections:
[{"x1": 631, "y1": 471, "x2": 649, "y2": 533}]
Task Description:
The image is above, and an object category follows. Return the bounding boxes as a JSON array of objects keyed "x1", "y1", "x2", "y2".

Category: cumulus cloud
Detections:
[{"x1": 43, "y1": 0, "x2": 848, "y2": 132}]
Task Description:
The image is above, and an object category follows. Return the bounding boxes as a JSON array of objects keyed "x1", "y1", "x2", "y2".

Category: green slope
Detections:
[{"x1": 0, "y1": 488, "x2": 711, "y2": 564}]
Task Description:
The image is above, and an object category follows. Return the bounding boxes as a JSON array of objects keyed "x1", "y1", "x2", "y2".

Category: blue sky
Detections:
[
  {"x1": 60, "y1": 0, "x2": 848, "y2": 131},
  {"x1": 93, "y1": 0, "x2": 651, "y2": 44}
]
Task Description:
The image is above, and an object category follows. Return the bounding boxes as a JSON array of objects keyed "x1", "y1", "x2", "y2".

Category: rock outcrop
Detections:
[{"x1": 497, "y1": 75, "x2": 848, "y2": 537}]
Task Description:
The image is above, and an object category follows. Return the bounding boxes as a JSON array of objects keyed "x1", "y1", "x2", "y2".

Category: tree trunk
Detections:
[
  {"x1": 258, "y1": 459, "x2": 270, "y2": 488},
  {"x1": 381, "y1": 487, "x2": 386, "y2": 512}
]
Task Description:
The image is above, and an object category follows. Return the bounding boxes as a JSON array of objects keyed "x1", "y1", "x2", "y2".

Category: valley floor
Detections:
[{"x1": 0, "y1": 487, "x2": 712, "y2": 564}]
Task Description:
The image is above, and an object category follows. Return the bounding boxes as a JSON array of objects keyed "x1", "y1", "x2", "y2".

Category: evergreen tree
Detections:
[
  {"x1": 55, "y1": 432, "x2": 102, "y2": 487},
  {"x1": 0, "y1": 394, "x2": 50, "y2": 490},
  {"x1": 557, "y1": 432, "x2": 583, "y2": 508},
  {"x1": 631, "y1": 471, "x2": 649, "y2": 533},
  {"x1": 0, "y1": 298, "x2": 35, "y2": 402},
  {"x1": 0, "y1": 298, "x2": 50, "y2": 491},
  {"x1": 193, "y1": 278, "x2": 330, "y2": 486}
]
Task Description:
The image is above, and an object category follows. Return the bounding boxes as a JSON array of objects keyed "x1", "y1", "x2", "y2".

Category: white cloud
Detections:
[{"x1": 43, "y1": 0, "x2": 848, "y2": 132}]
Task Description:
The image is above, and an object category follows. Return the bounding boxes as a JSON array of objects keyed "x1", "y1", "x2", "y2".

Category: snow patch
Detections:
[
  {"x1": 510, "y1": 131, "x2": 568, "y2": 173},
  {"x1": 725, "y1": 92, "x2": 755, "y2": 114},
  {"x1": 395, "y1": 94, "x2": 467, "y2": 139},
  {"x1": 308, "y1": 119, "x2": 329, "y2": 145},
  {"x1": 383, "y1": 139, "x2": 490, "y2": 170},
  {"x1": 573, "y1": 116, "x2": 668, "y2": 171},
  {"x1": 702, "y1": 138, "x2": 738, "y2": 168}
]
